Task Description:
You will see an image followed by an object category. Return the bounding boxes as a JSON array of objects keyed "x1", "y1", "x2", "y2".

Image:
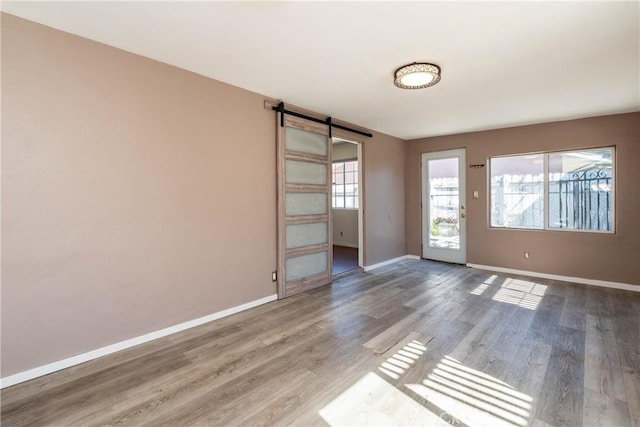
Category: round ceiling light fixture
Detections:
[{"x1": 393, "y1": 62, "x2": 441, "y2": 89}]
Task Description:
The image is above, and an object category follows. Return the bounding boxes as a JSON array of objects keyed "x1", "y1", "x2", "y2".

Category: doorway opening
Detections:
[
  {"x1": 421, "y1": 148, "x2": 467, "y2": 264},
  {"x1": 332, "y1": 138, "x2": 363, "y2": 275}
]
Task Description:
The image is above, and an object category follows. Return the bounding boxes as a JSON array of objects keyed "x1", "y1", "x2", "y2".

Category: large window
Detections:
[
  {"x1": 490, "y1": 154, "x2": 544, "y2": 229},
  {"x1": 332, "y1": 160, "x2": 358, "y2": 209},
  {"x1": 490, "y1": 148, "x2": 614, "y2": 232}
]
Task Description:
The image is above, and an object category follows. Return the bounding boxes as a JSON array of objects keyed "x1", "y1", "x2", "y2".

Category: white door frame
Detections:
[
  {"x1": 357, "y1": 142, "x2": 364, "y2": 268},
  {"x1": 331, "y1": 137, "x2": 364, "y2": 269},
  {"x1": 421, "y1": 149, "x2": 467, "y2": 264}
]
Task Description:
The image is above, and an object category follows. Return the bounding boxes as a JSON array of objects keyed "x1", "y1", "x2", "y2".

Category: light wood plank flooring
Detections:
[{"x1": 2, "y1": 260, "x2": 639, "y2": 426}]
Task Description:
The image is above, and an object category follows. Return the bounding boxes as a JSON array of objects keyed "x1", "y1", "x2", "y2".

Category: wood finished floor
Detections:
[
  {"x1": 332, "y1": 245, "x2": 359, "y2": 275},
  {"x1": 2, "y1": 260, "x2": 639, "y2": 427}
]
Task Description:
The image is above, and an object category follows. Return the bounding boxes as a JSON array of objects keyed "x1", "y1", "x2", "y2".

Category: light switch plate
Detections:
[{"x1": 473, "y1": 190, "x2": 479, "y2": 199}]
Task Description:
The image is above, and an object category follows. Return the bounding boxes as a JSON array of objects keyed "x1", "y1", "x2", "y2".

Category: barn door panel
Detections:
[{"x1": 277, "y1": 116, "x2": 332, "y2": 298}]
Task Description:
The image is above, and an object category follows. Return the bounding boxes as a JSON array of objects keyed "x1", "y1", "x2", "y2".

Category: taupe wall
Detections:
[
  {"x1": 406, "y1": 113, "x2": 640, "y2": 286},
  {"x1": 1, "y1": 14, "x2": 406, "y2": 377},
  {"x1": 364, "y1": 132, "x2": 406, "y2": 265},
  {"x1": 333, "y1": 210, "x2": 358, "y2": 248},
  {"x1": 332, "y1": 141, "x2": 358, "y2": 161}
]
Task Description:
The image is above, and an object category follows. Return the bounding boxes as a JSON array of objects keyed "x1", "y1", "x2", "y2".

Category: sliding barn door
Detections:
[{"x1": 277, "y1": 116, "x2": 332, "y2": 299}]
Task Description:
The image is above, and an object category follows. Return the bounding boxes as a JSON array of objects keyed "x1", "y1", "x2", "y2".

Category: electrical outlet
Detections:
[
  {"x1": 524, "y1": 251, "x2": 530, "y2": 259},
  {"x1": 272, "y1": 271, "x2": 277, "y2": 282}
]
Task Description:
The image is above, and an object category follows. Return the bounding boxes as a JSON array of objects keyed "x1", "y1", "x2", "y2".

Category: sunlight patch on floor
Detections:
[
  {"x1": 320, "y1": 339, "x2": 445, "y2": 426},
  {"x1": 319, "y1": 372, "x2": 450, "y2": 427},
  {"x1": 406, "y1": 356, "x2": 532, "y2": 427},
  {"x1": 493, "y1": 278, "x2": 547, "y2": 310},
  {"x1": 378, "y1": 340, "x2": 427, "y2": 380},
  {"x1": 471, "y1": 275, "x2": 498, "y2": 295},
  {"x1": 319, "y1": 338, "x2": 533, "y2": 426},
  {"x1": 471, "y1": 275, "x2": 547, "y2": 310}
]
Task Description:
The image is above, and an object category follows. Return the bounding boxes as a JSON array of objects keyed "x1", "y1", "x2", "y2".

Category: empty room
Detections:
[{"x1": 1, "y1": 2, "x2": 639, "y2": 426}]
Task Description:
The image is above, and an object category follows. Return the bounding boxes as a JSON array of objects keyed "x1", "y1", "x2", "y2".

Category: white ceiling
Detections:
[{"x1": 2, "y1": 1, "x2": 639, "y2": 140}]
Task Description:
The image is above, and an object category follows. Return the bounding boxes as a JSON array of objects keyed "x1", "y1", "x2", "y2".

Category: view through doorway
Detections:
[
  {"x1": 332, "y1": 138, "x2": 362, "y2": 275},
  {"x1": 421, "y1": 148, "x2": 467, "y2": 264}
]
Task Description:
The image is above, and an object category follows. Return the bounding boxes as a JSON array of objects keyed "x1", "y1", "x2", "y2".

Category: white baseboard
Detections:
[
  {"x1": 0, "y1": 294, "x2": 278, "y2": 389},
  {"x1": 364, "y1": 255, "x2": 412, "y2": 272},
  {"x1": 406, "y1": 255, "x2": 421, "y2": 260},
  {"x1": 467, "y1": 264, "x2": 639, "y2": 293}
]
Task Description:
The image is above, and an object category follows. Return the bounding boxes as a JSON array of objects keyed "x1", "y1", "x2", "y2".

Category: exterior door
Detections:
[
  {"x1": 277, "y1": 116, "x2": 332, "y2": 298},
  {"x1": 421, "y1": 149, "x2": 467, "y2": 264}
]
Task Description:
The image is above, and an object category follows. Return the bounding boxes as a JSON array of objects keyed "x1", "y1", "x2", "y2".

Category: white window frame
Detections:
[
  {"x1": 332, "y1": 159, "x2": 359, "y2": 210},
  {"x1": 489, "y1": 146, "x2": 615, "y2": 234}
]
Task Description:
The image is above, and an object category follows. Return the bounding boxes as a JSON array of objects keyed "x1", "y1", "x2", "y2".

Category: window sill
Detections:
[{"x1": 489, "y1": 226, "x2": 615, "y2": 235}]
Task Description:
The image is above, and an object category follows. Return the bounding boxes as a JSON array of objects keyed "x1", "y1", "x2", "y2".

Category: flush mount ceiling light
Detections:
[{"x1": 393, "y1": 62, "x2": 441, "y2": 89}]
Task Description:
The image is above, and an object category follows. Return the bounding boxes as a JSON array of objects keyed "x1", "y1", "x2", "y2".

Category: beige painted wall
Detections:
[
  {"x1": 406, "y1": 113, "x2": 640, "y2": 286},
  {"x1": 1, "y1": 14, "x2": 406, "y2": 377},
  {"x1": 363, "y1": 132, "x2": 406, "y2": 265},
  {"x1": 332, "y1": 141, "x2": 357, "y2": 161},
  {"x1": 333, "y1": 210, "x2": 358, "y2": 248}
]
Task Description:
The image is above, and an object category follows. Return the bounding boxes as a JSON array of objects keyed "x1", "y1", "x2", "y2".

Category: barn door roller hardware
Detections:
[{"x1": 273, "y1": 102, "x2": 373, "y2": 138}]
